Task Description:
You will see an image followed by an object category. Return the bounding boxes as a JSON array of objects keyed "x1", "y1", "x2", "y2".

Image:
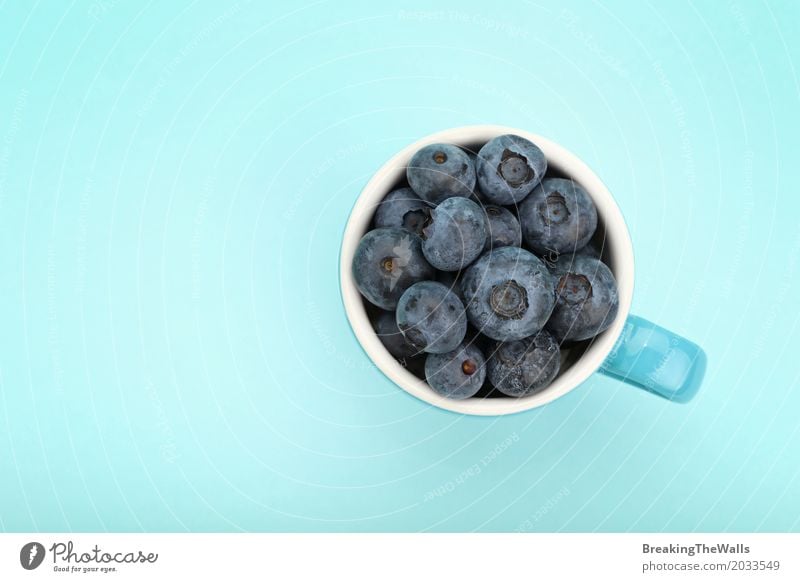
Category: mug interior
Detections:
[{"x1": 340, "y1": 126, "x2": 634, "y2": 415}]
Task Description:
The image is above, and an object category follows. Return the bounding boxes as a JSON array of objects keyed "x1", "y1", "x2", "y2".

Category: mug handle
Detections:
[{"x1": 598, "y1": 315, "x2": 707, "y2": 403}]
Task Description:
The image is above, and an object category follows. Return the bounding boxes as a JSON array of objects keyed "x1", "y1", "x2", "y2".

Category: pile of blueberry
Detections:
[{"x1": 352, "y1": 134, "x2": 619, "y2": 400}]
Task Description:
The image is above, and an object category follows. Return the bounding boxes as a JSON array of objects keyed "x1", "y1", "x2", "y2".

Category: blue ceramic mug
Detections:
[{"x1": 340, "y1": 126, "x2": 706, "y2": 415}]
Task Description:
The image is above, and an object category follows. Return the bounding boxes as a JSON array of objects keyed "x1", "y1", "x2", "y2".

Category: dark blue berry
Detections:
[
  {"x1": 476, "y1": 135, "x2": 546, "y2": 205},
  {"x1": 460, "y1": 246, "x2": 556, "y2": 341},
  {"x1": 519, "y1": 178, "x2": 598, "y2": 255},
  {"x1": 421, "y1": 197, "x2": 487, "y2": 271},
  {"x1": 352, "y1": 228, "x2": 435, "y2": 310},
  {"x1": 483, "y1": 204, "x2": 522, "y2": 251},
  {"x1": 425, "y1": 342, "x2": 486, "y2": 399},
  {"x1": 373, "y1": 310, "x2": 420, "y2": 359},
  {"x1": 407, "y1": 144, "x2": 476, "y2": 205},
  {"x1": 396, "y1": 281, "x2": 467, "y2": 354},
  {"x1": 547, "y1": 255, "x2": 619, "y2": 342},
  {"x1": 374, "y1": 187, "x2": 432, "y2": 237},
  {"x1": 486, "y1": 331, "x2": 561, "y2": 397}
]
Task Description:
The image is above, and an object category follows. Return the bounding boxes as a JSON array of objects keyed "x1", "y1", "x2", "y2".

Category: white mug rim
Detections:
[{"x1": 339, "y1": 125, "x2": 634, "y2": 416}]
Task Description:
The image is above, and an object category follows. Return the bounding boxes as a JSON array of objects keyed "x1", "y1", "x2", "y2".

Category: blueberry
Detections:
[
  {"x1": 407, "y1": 143, "x2": 476, "y2": 205},
  {"x1": 546, "y1": 255, "x2": 619, "y2": 342},
  {"x1": 352, "y1": 228, "x2": 435, "y2": 310},
  {"x1": 486, "y1": 331, "x2": 561, "y2": 397},
  {"x1": 373, "y1": 310, "x2": 420, "y2": 360},
  {"x1": 476, "y1": 135, "x2": 546, "y2": 205},
  {"x1": 519, "y1": 178, "x2": 598, "y2": 255},
  {"x1": 374, "y1": 187, "x2": 432, "y2": 237},
  {"x1": 421, "y1": 197, "x2": 487, "y2": 271},
  {"x1": 396, "y1": 281, "x2": 467, "y2": 354},
  {"x1": 460, "y1": 246, "x2": 556, "y2": 341},
  {"x1": 483, "y1": 204, "x2": 522, "y2": 251},
  {"x1": 425, "y1": 342, "x2": 486, "y2": 399}
]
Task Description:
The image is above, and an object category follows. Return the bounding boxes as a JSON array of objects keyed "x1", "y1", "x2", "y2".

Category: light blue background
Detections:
[{"x1": 1, "y1": 0, "x2": 799, "y2": 532}]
